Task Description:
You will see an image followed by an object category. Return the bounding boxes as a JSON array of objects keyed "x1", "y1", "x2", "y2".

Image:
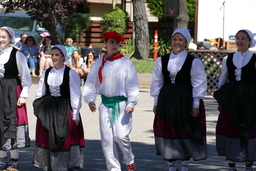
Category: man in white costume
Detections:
[{"x1": 83, "y1": 31, "x2": 139, "y2": 171}]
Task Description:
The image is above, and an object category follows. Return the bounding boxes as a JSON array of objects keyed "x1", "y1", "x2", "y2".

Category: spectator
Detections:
[
  {"x1": 70, "y1": 50, "x2": 84, "y2": 79},
  {"x1": 37, "y1": 32, "x2": 50, "y2": 51},
  {"x1": 14, "y1": 32, "x2": 27, "y2": 51},
  {"x1": 84, "y1": 51, "x2": 97, "y2": 78},
  {"x1": 38, "y1": 36, "x2": 54, "y2": 77},
  {"x1": 20, "y1": 36, "x2": 40, "y2": 77},
  {"x1": 64, "y1": 38, "x2": 77, "y2": 65}
]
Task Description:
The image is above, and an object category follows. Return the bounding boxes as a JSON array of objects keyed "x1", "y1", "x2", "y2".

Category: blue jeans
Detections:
[{"x1": 28, "y1": 58, "x2": 38, "y2": 69}]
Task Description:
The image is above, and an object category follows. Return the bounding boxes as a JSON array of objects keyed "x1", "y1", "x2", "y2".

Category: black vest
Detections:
[
  {"x1": 161, "y1": 53, "x2": 195, "y2": 85},
  {"x1": 227, "y1": 53, "x2": 256, "y2": 82},
  {"x1": 4, "y1": 48, "x2": 19, "y2": 79},
  {"x1": 44, "y1": 66, "x2": 71, "y2": 100}
]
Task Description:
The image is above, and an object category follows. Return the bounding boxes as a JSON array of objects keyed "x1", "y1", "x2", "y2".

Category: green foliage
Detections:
[
  {"x1": 101, "y1": 6, "x2": 128, "y2": 35},
  {"x1": 146, "y1": 0, "x2": 196, "y2": 22},
  {"x1": 149, "y1": 33, "x2": 172, "y2": 57},
  {"x1": 187, "y1": 0, "x2": 196, "y2": 22},
  {"x1": 119, "y1": 39, "x2": 134, "y2": 54},
  {"x1": 131, "y1": 59, "x2": 155, "y2": 74},
  {"x1": 63, "y1": 12, "x2": 91, "y2": 41}
]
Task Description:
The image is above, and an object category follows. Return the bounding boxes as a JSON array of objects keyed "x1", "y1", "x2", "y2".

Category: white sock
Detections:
[{"x1": 10, "y1": 149, "x2": 19, "y2": 159}]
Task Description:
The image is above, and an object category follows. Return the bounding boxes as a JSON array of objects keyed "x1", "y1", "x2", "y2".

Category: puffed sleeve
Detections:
[
  {"x1": 16, "y1": 51, "x2": 32, "y2": 98},
  {"x1": 190, "y1": 58, "x2": 208, "y2": 108},
  {"x1": 150, "y1": 57, "x2": 164, "y2": 106},
  {"x1": 35, "y1": 70, "x2": 46, "y2": 99},
  {"x1": 217, "y1": 56, "x2": 228, "y2": 88},
  {"x1": 69, "y1": 69, "x2": 82, "y2": 120},
  {"x1": 125, "y1": 59, "x2": 139, "y2": 109}
]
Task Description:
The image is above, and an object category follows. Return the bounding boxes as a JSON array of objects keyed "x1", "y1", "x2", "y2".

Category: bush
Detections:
[
  {"x1": 119, "y1": 38, "x2": 134, "y2": 55},
  {"x1": 101, "y1": 6, "x2": 128, "y2": 35},
  {"x1": 63, "y1": 13, "x2": 91, "y2": 41}
]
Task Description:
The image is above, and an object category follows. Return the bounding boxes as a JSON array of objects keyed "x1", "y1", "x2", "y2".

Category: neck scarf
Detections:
[{"x1": 98, "y1": 51, "x2": 123, "y2": 84}]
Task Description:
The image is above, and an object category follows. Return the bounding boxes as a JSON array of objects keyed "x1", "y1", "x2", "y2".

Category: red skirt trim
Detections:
[{"x1": 35, "y1": 110, "x2": 85, "y2": 151}]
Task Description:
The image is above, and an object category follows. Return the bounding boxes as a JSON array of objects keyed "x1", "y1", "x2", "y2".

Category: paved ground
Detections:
[{"x1": 16, "y1": 75, "x2": 253, "y2": 171}]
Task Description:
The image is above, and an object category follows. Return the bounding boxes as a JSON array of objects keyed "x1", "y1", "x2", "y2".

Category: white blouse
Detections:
[
  {"x1": 150, "y1": 50, "x2": 207, "y2": 108},
  {"x1": 0, "y1": 46, "x2": 32, "y2": 98},
  {"x1": 83, "y1": 56, "x2": 139, "y2": 109},
  {"x1": 218, "y1": 50, "x2": 254, "y2": 88},
  {"x1": 35, "y1": 65, "x2": 82, "y2": 120}
]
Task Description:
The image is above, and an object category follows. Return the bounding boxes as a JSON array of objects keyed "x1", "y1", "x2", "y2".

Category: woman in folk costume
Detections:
[
  {"x1": 0, "y1": 26, "x2": 32, "y2": 171},
  {"x1": 150, "y1": 29, "x2": 208, "y2": 171},
  {"x1": 33, "y1": 45, "x2": 84, "y2": 171},
  {"x1": 83, "y1": 31, "x2": 139, "y2": 171},
  {"x1": 214, "y1": 29, "x2": 256, "y2": 171}
]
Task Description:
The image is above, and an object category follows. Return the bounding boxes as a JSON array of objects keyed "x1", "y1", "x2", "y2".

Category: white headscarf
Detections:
[
  {"x1": 1, "y1": 26, "x2": 15, "y2": 44},
  {"x1": 172, "y1": 28, "x2": 191, "y2": 43},
  {"x1": 240, "y1": 29, "x2": 256, "y2": 48},
  {"x1": 54, "y1": 45, "x2": 68, "y2": 59}
]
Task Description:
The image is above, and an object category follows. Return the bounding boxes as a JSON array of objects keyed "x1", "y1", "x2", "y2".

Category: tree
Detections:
[
  {"x1": 177, "y1": 0, "x2": 189, "y2": 29},
  {"x1": 131, "y1": 0, "x2": 149, "y2": 60},
  {"x1": 0, "y1": 0, "x2": 89, "y2": 44}
]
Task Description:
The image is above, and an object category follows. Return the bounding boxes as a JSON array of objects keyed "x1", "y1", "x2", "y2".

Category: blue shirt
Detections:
[
  {"x1": 20, "y1": 45, "x2": 39, "y2": 57},
  {"x1": 65, "y1": 45, "x2": 77, "y2": 56}
]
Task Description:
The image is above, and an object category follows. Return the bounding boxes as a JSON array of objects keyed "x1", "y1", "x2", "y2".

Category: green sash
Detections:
[{"x1": 101, "y1": 94, "x2": 127, "y2": 122}]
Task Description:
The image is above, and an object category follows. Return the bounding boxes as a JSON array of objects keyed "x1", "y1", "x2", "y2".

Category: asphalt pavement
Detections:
[{"x1": 16, "y1": 75, "x2": 253, "y2": 171}]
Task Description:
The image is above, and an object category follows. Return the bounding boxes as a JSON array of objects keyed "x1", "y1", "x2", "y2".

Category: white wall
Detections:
[{"x1": 198, "y1": 0, "x2": 256, "y2": 42}]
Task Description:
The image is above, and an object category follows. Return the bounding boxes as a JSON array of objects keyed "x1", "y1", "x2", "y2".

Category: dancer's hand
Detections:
[
  {"x1": 73, "y1": 120, "x2": 80, "y2": 126},
  {"x1": 17, "y1": 97, "x2": 26, "y2": 107},
  {"x1": 126, "y1": 106, "x2": 134, "y2": 114},
  {"x1": 153, "y1": 106, "x2": 157, "y2": 115},
  {"x1": 89, "y1": 101, "x2": 97, "y2": 112},
  {"x1": 191, "y1": 107, "x2": 199, "y2": 117}
]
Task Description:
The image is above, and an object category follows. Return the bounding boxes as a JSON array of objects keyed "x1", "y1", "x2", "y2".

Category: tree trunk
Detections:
[
  {"x1": 42, "y1": 13, "x2": 63, "y2": 44},
  {"x1": 177, "y1": 0, "x2": 189, "y2": 29},
  {"x1": 131, "y1": 0, "x2": 149, "y2": 60}
]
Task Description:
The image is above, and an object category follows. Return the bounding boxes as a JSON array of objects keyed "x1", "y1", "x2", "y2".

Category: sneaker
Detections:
[
  {"x1": 229, "y1": 168, "x2": 237, "y2": 171},
  {"x1": 7, "y1": 158, "x2": 19, "y2": 171},
  {"x1": 127, "y1": 163, "x2": 136, "y2": 171},
  {"x1": 245, "y1": 167, "x2": 253, "y2": 171},
  {"x1": 0, "y1": 157, "x2": 8, "y2": 170}
]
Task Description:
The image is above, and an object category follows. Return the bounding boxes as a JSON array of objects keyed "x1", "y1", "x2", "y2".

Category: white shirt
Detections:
[
  {"x1": 218, "y1": 50, "x2": 254, "y2": 88},
  {"x1": 35, "y1": 65, "x2": 82, "y2": 120},
  {"x1": 0, "y1": 46, "x2": 32, "y2": 98},
  {"x1": 83, "y1": 56, "x2": 139, "y2": 109},
  {"x1": 150, "y1": 50, "x2": 207, "y2": 108}
]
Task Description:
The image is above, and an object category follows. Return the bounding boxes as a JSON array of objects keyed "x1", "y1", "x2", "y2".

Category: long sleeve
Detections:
[
  {"x1": 150, "y1": 57, "x2": 164, "y2": 106},
  {"x1": 35, "y1": 66, "x2": 82, "y2": 120},
  {"x1": 190, "y1": 58, "x2": 207, "y2": 108},
  {"x1": 125, "y1": 60, "x2": 139, "y2": 109},
  {"x1": 69, "y1": 70, "x2": 82, "y2": 120},
  {"x1": 218, "y1": 56, "x2": 228, "y2": 89},
  {"x1": 16, "y1": 51, "x2": 32, "y2": 98},
  {"x1": 83, "y1": 57, "x2": 139, "y2": 109},
  {"x1": 83, "y1": 58, "x2": 101, "y2": 104}
]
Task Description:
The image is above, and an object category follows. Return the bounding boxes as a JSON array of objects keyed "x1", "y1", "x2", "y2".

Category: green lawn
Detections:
[{"x1": 131, "y1": 59, "x2": 155, "y2": 74}]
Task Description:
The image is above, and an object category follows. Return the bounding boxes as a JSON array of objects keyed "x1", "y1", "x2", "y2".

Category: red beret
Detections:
[{"x1": 102, "y1": 31, "x2": 124, "y2": 42}]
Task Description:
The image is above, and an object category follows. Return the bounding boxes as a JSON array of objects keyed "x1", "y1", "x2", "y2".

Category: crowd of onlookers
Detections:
[{"x1": 14, "y1": 32, "x2": 97, "y2": 84}]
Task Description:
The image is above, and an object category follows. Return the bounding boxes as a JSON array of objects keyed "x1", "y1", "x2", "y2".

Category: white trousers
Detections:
[{"x1": 99, "y1": 102, "x2": 135, "y2": 171}]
